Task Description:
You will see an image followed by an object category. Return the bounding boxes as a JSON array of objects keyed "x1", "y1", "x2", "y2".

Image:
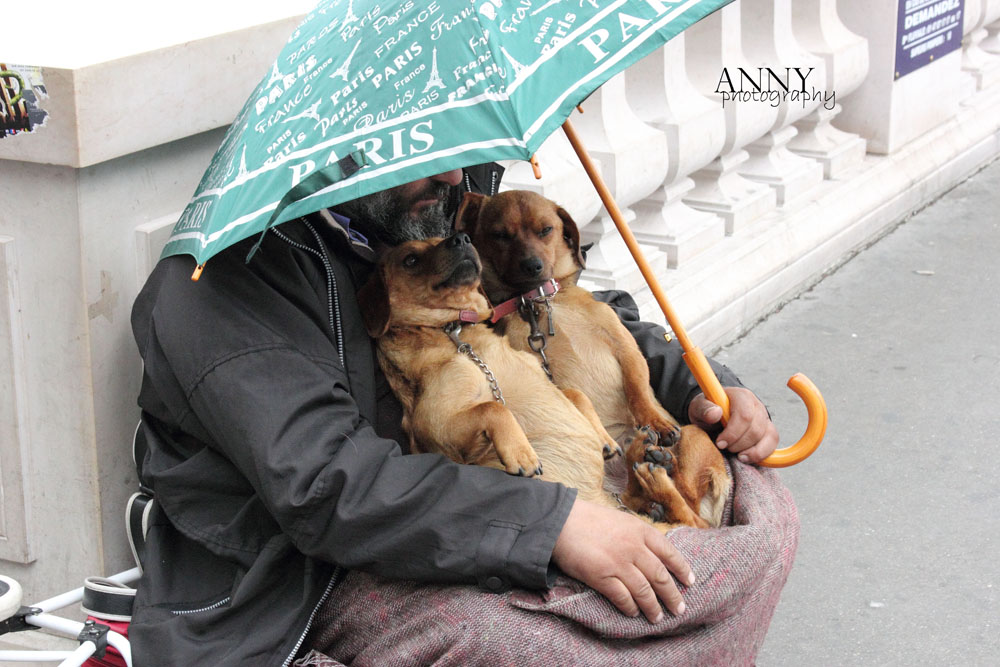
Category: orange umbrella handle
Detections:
[
  {"x1": 762, "y1": 373, "x2": 828, "y2": 468},
  {"x1": 683, "y1": 347, "x2": 826, "y2": 468}
]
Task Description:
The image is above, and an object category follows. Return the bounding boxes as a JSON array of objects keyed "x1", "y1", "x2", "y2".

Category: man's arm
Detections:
[{"x1": 167, "y1": 343, "x2": 576, "y2": 590}]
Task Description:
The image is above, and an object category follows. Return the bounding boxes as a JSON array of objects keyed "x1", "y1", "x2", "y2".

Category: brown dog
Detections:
[
  {"x1": 455, "y1": 190, "x2": 730, "y2": 528},
  {"x1": 359, "y1": 233, "x2": 698, "y2": 530}
]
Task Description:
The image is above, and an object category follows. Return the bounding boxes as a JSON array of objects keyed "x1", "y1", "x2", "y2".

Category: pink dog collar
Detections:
[{"x1": 490, "y1": 279, "x2": 560, "y2": 323}]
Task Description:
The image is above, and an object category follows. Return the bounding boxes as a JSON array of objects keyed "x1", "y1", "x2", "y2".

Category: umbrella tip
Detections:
[{"x1": 191, "y1": 263, "x2": 205, "y2": 281}]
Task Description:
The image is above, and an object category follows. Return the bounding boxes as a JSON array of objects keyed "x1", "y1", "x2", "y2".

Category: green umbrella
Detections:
[
  {"x1": 162, "y1": 0, "x2": 734, "y2": 270},
  {"x1": 165, "y1": 0, "x2": 827, "y2": 468}
]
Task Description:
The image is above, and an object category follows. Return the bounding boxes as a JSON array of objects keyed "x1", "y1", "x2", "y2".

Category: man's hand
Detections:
[
  {"x1": 551, "y1": 498, "x2": 694, "y2": 623},
  {"x1": 688, "y1": 387, "x2": 778, "y2": 464}
]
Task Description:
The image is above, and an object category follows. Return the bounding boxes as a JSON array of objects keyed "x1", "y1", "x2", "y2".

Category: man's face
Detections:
[{"x1": 338, "y1": 170, "x2": 463, "y2": 245}]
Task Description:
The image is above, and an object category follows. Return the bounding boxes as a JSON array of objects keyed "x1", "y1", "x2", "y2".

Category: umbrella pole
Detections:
[
  {"x1": 561, "y1": 119, "x2": 828, "y2": 468},
  {"x1": 560, "y1": 119, "x2": 732, "y2": 421}
]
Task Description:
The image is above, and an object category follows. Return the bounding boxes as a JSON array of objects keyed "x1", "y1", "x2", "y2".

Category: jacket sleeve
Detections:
[
  {"x1": 183, "y1": 346, "x2": 572, "y2": 592},
  {"x1": 593, "y1": 289, "x2": 744, "y2": 422},
  {"x1": 135, "y1": 259, "x2": 573, "y2": 595}
]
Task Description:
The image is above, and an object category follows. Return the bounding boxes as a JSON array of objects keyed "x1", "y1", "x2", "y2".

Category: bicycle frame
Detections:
[{"x1": 0, "y1": 568, "x2": 140, "y2": 667}]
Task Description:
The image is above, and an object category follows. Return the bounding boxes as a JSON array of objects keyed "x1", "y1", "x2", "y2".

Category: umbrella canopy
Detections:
[{"x1": 162, "y1": 0, "x2": 733, "y2": 265}]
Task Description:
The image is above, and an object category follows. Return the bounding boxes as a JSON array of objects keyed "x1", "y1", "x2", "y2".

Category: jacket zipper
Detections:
[
  {"x1": 282, "y1": 567, "x2": 342, "y2": 667},
  {"x1": 272, "y1": 221, "x2": 346, "y2": 366},
  {"x1": 464, "y1": 166, "x2": 500, "y2": 196},
  {"x1": 272, "y1": 219, "x2": 347, "y2": 664},
  {"x1": 170, "y1": 596, "x2": 232, "y2": 615}
]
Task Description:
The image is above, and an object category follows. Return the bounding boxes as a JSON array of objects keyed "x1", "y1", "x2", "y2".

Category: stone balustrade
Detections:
[{"x1": 3, "y1": 1, "x2": 1000, "y2": 650}]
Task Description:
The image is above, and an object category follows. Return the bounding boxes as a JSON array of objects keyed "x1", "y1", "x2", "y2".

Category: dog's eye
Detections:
[
  {"x1": 402, "y1": 254, "x2": 419, "y2": 267},
  {"x1": 539, "y1": 226, "x2": 553, "y2": 238}
]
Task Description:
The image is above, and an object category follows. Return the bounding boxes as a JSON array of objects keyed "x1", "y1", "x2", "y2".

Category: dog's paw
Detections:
[
  {"x1": 602, "y1": 442, "x2": 624, "y2": 460},
  {"x1": 513, "y1": 462, "x2": 544, "y2": 478},
  {"x1": 636, "y1": 425, "x2": 658, "y2": 445},
  {"x1": 639, "y1": 422, "x2": 681, "y2": 448},
  {"x1": 641, "y1": 501, "x2": 667, "y2": 522},
  {"x1": 642, "y1": 444, "x2": 675, "y2": 476},
  {"x1": 504, "y1": 454, "x2": 543, "y2": 478},
  {"x1": 494, "y1": 440, "x2": 544, "y2": 478},
  {"x1": 631, "y1": 461, "x2": 679, "y2": 504},
  {"x1": 625, "y1": 427, "x2": 675, "y2": 474}
]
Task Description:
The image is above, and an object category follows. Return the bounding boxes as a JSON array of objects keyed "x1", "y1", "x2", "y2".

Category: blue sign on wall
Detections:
[{"x1": 895, "y1": 0, "x2": 964, "y2": 79}]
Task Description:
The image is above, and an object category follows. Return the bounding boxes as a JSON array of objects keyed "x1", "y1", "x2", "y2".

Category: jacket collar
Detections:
[{"x1": 311, "y1": 208, "x2": 376, "y2": 263}]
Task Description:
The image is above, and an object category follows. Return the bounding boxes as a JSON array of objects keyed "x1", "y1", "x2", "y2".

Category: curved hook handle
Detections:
[
  {"x1": 682, "y1": 348, "x2": 826, "y2": 468},
  {"x1": 758, "y1": 373, "x2": 827, "y2": 468}
]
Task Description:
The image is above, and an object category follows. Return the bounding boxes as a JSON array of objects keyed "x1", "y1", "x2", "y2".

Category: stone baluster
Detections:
[
  {"x1": 683, "y1": 1, "x2": 778, "y2": 235},
  {"x1": 570, "y1": 74, "x2": 669, "y2": 293},
  {"x1": 788, "y1": 0, "x2": 869, "y2": 179},
  {"x1": 962, "y1": 0, "x2": 1000, "y2": 90},
  {"x1": 738, "y1": 0, "x2": 826, "y2": 206},
  {"x1": 623, "y1": 35, "x2": 727, "y2": 268},
  {"x1": 983, "y1": 0, "x2": 1000, "y2": 54}
]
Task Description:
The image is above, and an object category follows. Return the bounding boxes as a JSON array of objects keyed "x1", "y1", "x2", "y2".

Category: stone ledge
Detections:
[{"x1": 0, "y1": 17, "x2": 302, "y2": 168}]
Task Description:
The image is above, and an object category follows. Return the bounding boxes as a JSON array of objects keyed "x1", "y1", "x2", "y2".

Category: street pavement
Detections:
[{"x1": 716, "y1": 157, "x2": 1000, "y2": 666}]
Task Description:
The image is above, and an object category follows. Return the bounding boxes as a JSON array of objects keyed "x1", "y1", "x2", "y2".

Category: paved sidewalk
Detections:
[{"x1": 717, "y1": 157, "x2": 1000, "y2": 666}]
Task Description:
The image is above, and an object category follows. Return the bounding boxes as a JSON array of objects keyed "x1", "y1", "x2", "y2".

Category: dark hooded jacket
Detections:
[{"x1": 128, "y1": 164, "x2": 741, "y2": 665}]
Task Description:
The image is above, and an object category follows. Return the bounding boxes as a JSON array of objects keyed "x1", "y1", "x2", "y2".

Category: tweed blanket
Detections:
[{"x1": 296, "y1": 460, "x2": 798, "y2": 666}]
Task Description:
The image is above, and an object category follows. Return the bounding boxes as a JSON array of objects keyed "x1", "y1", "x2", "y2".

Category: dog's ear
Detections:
[
  {"x1": 557, "y1": 206, "x2": 586, "y2": 270},
  {"x1": 358, "y1": 268, "x2": 392, "y2": 338},
  {"x1": 454, "y1": 191, "x2": 487, "y2": 235}
]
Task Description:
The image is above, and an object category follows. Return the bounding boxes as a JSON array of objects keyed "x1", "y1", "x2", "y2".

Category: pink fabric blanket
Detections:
[{"x1": 297, "y1": 460, "x2": 798, "y2": 666}]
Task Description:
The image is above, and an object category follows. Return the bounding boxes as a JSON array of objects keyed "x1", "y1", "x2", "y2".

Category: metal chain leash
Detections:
[
  {"x1": 444, "y1": 322, "x2": 506, "y2": 404},
  {"x1": 519, "y1": 296, "x2": 555, "y2": 381}
]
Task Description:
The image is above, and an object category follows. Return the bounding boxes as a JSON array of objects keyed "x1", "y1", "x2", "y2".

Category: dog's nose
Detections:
[
  {"x1": 444, "y1": 233, "x2": 472, "y2": 248},
  {"x1": 520, "y1": 256, "x2": 544, "y2": 277}
]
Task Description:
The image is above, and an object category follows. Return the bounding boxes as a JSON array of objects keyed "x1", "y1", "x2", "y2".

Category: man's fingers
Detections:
[
  {"x1": 596, "y1": 577, "x2": 641, "y2": 619},
  {"x1": 688, "y1": 394, "x2": 723, "y2": 428},
  {"x1": 634, "y1": 549, "x2": 687, "y2": 618},
  {"x1": 644, "y1": 529, "x2": 695, "y2": 587},
  {"x1": 717, "y1": 413, "x2": 754, "y2": 452},
  {"x1": 619, "y1": 565, "x2": 667, "y2": 623},
  {"x1": 642, "y1": 529, "x2": 693, "y2": 618},
  {"x1": 736, "y1": 428, "x2": 780, "y2": 464}
]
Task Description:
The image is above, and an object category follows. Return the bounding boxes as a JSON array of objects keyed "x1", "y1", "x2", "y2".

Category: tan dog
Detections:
[
  {"x1": 359, "y1": 233, "x2": 697, "y2": 530},
  {"x1": 455, "y1": 190, "x2": 731, "y2": 528}
]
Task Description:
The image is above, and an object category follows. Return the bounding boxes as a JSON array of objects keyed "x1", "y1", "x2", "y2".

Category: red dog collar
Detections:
[{"x1": 490, "y1": 279, "x2": 560, "y2": 323}]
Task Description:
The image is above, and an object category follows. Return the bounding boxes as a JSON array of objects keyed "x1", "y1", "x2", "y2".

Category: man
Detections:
[{"x1": 129, "y1": 165, "x2": 781, "y2": 666}]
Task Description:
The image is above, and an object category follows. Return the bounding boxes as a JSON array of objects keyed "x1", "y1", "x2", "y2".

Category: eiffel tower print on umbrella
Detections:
[{"x1": 424, "y1": 48, "x2": 446, "y2": 93}]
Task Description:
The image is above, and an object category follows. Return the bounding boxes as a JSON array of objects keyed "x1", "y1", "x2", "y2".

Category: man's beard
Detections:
[{"x1": 337, "y1": 181, "x2": 453, "y2": 246}]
